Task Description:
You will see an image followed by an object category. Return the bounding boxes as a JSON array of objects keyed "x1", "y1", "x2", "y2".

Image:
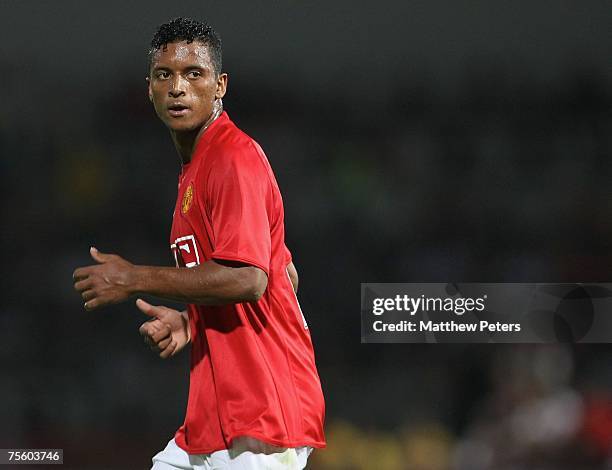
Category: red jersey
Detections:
[{"x1": 169, "y1": 111, "x2": 326, "y2": 454}]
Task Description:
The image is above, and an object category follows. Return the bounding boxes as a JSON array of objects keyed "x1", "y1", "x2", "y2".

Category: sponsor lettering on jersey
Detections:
[{"x1": 170, "y1": 235, "x2": 200, "y2": 268}]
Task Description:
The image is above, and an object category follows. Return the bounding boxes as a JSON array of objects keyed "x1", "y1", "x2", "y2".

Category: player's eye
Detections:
[
  {"x1": 156, "y1": 71, "x2": 171, "y2": 80},
  {"x1": 187, "y1": 71, "x2": 202, "y2": 79}
]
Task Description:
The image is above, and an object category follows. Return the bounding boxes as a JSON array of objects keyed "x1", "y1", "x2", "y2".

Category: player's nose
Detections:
[{"x1": 168, "y1": 76, "x2": 187, "y2": 97}]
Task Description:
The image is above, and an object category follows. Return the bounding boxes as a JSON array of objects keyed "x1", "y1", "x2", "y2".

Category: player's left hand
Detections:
[{"x1": 73, "y1": 247, "x2": 138, "y2": 311}]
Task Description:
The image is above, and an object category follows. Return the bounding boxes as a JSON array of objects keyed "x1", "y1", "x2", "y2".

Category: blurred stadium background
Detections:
[{"x1": 1, "y1": 1, "x2": 611, "y2": 468}]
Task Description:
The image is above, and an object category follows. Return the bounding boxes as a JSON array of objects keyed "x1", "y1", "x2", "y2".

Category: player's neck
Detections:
[
  {"x1": 171, "y1": 129, "x2": 201, "y2": 164},
  {"x1": 171, "y1": 100, "x2": 223, "y2": 165}
]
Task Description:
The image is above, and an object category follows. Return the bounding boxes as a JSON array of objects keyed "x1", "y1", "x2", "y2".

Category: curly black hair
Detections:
[{"x1": 149, "y1": 17, "x2": 222, "y2": 75}]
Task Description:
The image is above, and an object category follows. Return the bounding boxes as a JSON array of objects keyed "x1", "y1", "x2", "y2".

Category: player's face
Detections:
[{"x1": 147, "y1": 41, "x2": 227, "y2": 133}]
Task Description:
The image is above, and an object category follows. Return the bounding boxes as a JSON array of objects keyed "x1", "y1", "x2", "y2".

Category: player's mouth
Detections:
[{"x1": 167, "y1": 103, "x2": 190, "y2": 117}]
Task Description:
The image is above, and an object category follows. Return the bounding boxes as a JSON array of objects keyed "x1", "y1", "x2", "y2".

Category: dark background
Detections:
[{"x1": 1, "y1": 1, "x2": 611, "y2": 469}]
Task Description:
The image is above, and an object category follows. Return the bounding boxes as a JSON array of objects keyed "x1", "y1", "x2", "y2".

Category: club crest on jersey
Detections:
[{"x1": 181, "y1": 184, "x2": 194, "y2": 214}]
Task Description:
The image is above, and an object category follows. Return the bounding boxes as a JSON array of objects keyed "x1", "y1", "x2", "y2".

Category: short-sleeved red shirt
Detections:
[{"x1": 169, "y1": 112, "x2": 326, "y2": 454}]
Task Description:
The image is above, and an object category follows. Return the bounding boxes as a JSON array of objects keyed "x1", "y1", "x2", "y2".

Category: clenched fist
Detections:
[
  {"x1": 137, "y1": 299, "x2": 190, "y2": 359},
  {"x1": 73, "y1": 247, "x2": 138, "y2": 310}
]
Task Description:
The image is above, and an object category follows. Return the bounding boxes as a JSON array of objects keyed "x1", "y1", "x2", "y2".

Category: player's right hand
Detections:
[{"x1": 136, "y1": 299, "x2": 190, "y2": 359}]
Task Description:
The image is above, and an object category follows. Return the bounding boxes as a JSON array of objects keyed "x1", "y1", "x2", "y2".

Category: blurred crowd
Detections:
[
  {"x1": 314, "y1": 345, "x2": 612, "y2": 470},
  {"x1": 0, "y1": 58, "x2": 611, "y2": 469}
]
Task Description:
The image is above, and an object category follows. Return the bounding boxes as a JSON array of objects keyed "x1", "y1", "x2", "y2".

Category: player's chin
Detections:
[{"x1": 164, "y1": 118, "x2": 201, "y2": 133}]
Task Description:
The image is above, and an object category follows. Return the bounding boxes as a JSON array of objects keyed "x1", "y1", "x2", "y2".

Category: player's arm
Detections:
[
  {"x1": 287, "y1": 261, "x2": 298, "y2": 294},
  {"x1": 73, "y1": 247, "x2": 267, "y2": 311}
]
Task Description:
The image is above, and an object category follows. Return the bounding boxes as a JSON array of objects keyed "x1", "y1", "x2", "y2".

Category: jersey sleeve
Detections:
[{"x1": 206, "y1": 142, "x2": 272, "y2": 276}]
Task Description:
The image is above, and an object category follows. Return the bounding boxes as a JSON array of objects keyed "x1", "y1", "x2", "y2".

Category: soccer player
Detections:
[{"x1": 72, "y1": 17, "x2": 325, "y2": 469}]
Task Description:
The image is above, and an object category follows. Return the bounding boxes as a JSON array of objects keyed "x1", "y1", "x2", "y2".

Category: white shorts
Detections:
[{"x1": 151, "y1": 438, "x2": 313, "y2": 470}]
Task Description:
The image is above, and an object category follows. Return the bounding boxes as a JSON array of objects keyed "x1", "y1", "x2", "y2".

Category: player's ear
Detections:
[
  {"x1": 215, "y1": 73, "x2": 228, "y2": 100},
  {"x1": 145, "y1": 76, "x2": 153, "y2": 102}
]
